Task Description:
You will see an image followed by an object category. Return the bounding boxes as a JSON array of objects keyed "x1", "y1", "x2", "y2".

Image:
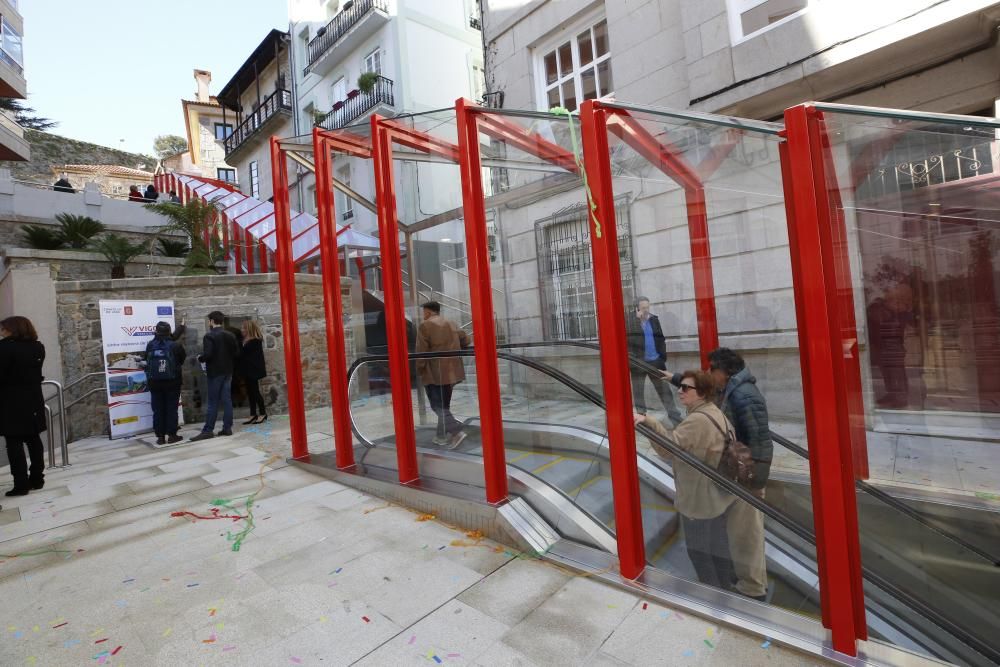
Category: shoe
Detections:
[
  {"x1": 29, "y1": 479, "x2": 44, "y2": 490},
  {"x1": 167, "y1": 434, "x2": 183, "y2": 444},
  {"x1": 156, "y1": 436, "x2": 166, "y2": 445},
  {"x1": 218, "y1": 430, "x2": 233, "y2": 437},
  {"x1": 432, "y1": 435, "x2": 449, "y2": 446},
  {"x1": 242, "y1": 417, "x2": 258, "y2": 425},
  {"x1": 256, "y1": 415, "x2": 268, "y2": 424},
  {"x1": 189, "y1": 432, "x2": 215, "y2": 442},
  {"x1": 5, "y1": 488, "x2": 29, "y2": 497},
  {"x1": 444, "y1": 431, "x2": 468, "y2": 450}
]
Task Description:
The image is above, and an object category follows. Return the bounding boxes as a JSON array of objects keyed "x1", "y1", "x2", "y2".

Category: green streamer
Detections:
[{"x1": 548, "y1": 106, "x2": 601, "y2": 238}]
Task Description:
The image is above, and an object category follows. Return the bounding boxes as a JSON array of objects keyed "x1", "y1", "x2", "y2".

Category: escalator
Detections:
[{"x1": 340, "y1": 345, "x2": 1000, "y2": 666}]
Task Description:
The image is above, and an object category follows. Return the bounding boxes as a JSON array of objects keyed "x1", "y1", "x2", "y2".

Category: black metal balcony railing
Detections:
[
  {"x1": 308, "y1": 0, "x2": 388, "y2": 68},
  {"x1": 316, "y1": 76, "x2": 394, "y2": 131},
  {"x1": 224, "y1": 88, "x2": 292, "y2": 156}
]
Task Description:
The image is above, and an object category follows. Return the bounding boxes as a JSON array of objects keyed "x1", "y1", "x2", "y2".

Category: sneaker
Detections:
[
  {"x1": 218, "y1": 430, "x2": 233, "y2": 437},
  {"x1": 432, "y1": 435, "x2": 449, "y2": 446},
  {"x1": 156, "y1": 436, "x2": 166, "y2": 445},
  {"x1": 5, "y1": 488, "x2": 29, "y2": 497},
  {"x1": 189, "y1": 432, "x2": 215, "y2": 442},
  {"x1": 167, "y1": 434, "x2": 183, "y2": 444},
  {"x1": 444, "y1": 431, "x2": 468, "y2": 450}
]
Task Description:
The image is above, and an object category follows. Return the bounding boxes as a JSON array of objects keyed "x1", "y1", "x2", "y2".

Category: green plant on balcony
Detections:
[
  {"x1": 313, "y1": 109, "x2": 328, "y2": 125},
  {"x1": 55, "y1": 213, "x2": 106, "y2": 249},
  {"x1": 157, "y1": 237, "x2": 189, "y2": 258},
  {"x1": 357, "y1": 71, "x2": 379, "y2": 94},
  {"x1": 20, "y1": 224, "x2": 65, "y2": 250},
  {"x1": 145, "y1": 199, "x2": 226, "y2": 275},
  {"x1": 90, "y1": 233, "x2": 147, "y2": 279}
]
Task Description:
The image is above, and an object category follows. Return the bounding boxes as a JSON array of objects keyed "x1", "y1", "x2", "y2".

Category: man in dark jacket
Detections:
[
  {"x1": 145, "y1": 321, "x2": 186, "y2": 446},
  {"x1": 626, "y1": 297, "x2": 682, "y2": 424},
  {"x1": 52, "y1": 175, "x2": 75, "y2": 193},
  {"x1": 190, "y1": 311, "x2": 240, "y2": 441}
]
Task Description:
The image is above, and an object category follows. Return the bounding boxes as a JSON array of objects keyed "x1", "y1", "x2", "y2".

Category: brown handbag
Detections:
[{"x1": 698, "y1": 411, "x2": 756, "y2": 488}]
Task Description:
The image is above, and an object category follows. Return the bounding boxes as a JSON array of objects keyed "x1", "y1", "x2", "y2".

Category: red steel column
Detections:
[
  {"x1": 455, "y1": 99, "x2": 508, "y2": 505},
  {"x1": 259, "y1": 240, "x2": 269, "y2": 272},
  {"x1": 233, "y1": 218, "x2": 244, "y2": 274},
  {"x1": 269, "y1": 137, "x2": 309, "y2": 460},
  {"x1": 245, "y1": 229, "x2": 256, "y2": 273},
  {"x1": 685, "y1": 186, "x2": 720, "y2": 368},
  {"x1": 580, "y1": 100, "x2": 646, "y2": 579},
  {"x1": 314, "y1": 129, "x2": 356, "y2": 469},
  {"x1": 783, "y1": 104, "x2": 866, "y2": 654},
  {"x1": 370, "y1": 116, "x2": 418, "y2": 483}
]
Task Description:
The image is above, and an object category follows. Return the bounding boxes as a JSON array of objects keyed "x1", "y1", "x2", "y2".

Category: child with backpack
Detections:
[{"x1": 145, "y1": 321, "x2": 186, "y2": 445}]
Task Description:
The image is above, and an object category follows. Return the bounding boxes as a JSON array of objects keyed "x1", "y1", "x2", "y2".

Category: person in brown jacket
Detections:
[
  {"x1": 636, "y1": 370, "x2": 736, "y2": 591},
  {"x1": 416, "y1": 301, "x2": 470, "y2": 449}
]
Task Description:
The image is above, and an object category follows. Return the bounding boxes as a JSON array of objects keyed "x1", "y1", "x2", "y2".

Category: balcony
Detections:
[
  {"x1": 316, "y1": 76, "x2": 394, "y2": 131},
  {"x1": 223, "y1": 88, "x2": 293, "y2": 159},
  {"x1": 306, "y1": 0, "x2": 390, "y2": 77}
]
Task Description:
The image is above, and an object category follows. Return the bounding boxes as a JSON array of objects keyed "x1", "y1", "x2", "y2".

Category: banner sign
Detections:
[{"x1": 98, "y1": 300, "x2": 176, "y2": 439}]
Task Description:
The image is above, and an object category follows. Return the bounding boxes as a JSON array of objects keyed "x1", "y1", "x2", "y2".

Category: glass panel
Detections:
[
  {"x1": 593, "y1": 19, "x2": 609, "y2": 57},
  {"x1": 561, "y1": 80, "x2": 577, "y2": 113},
  {"x1": 597, "y1": 60, "x2": 613, "y2": 97},
  {"x1": 577, "y1": 29, "x2": 593, "y2": 66},
  {"x1": 1, "y1": 18, "x2": 23, "y2": 68},
  {"x1": 558, "y1": 42, "x2": 573, "y2": 78},
  {"x1": 581, "y1": 67, "x2": 597, "y2": 102},
  {"x1": 818, "y1": 108, "x2": 1000, "y2": 662},
  {"x1": 544, "y1": 51, "x2": 558, "y2": 85},
  {"x1": 547, "y1": 87, "x2": 560, "y2": 110}
]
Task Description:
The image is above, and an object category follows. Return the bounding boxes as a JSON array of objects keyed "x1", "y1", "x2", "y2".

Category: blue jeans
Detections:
[{"x1": 203, "y1": 374, "x2": 233, "y2": 433}]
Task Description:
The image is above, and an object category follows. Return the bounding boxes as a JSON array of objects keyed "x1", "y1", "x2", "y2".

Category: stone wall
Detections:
[
  {"x1": 2, "y1": 248, "x2": 188, "y2": 282},
  {"x1": 0, "y1": 215, "x2": 175, "y2": 250},
  {"x1": 54, "y1": 274, "x2": 352, "y2": 440}
]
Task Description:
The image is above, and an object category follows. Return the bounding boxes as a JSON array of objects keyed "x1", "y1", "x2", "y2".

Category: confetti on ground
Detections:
[
  {"x1": 447, "y1": 653, "x2": 461, "y2": 658},
  {"x1": 675, "y1": 612, "x2": 685, "y2": 620},
  {"x1": 112, "y1": 646, "x2": 123, "y2": 656},
  {"x1": 223, "y1": 645, "x2": 237, "y2": 652},
  {"x1": 290, "y1": 657, "x2": 302, "y2": 664},
  {"x1": 682, "y1": 649, "x2": 694, "y2": 657},
  {"x1": 122, "y1": 578, "x2": 135, "y2": 583},
  {"x1": 362, "y1": 616, "x2": 370, "y2": 623},
  {"x1": 95, "y1": 638, "x2": 108, "y2": 644},
  {"x1": 171, "y1": 508, "x2": 246, "y2": 522},
  {"x1": 187, "y1": 583, "x2": 200, "y2": 588},
  {"x1": 334, "y1": 568, "x2": 343, "y2": 574},
  {"x1": 64, "y1": 640, "x2": 81, "y2": 648},
  {"x1": 704, "y1": 640, "x2": 714, "y2": 648},
  {"x1": 162, "y1": 628, "x2": 172, "y2": 638},
  {"x1": 761, "y1": 640, "x2": 771, "y2": 649},
  {"x1": 408, "y1": 635, "x2": 416, "y2": 645},
  {"x1": 203, "y1": 634, "x2": 217, "y2": 644},
  {"x1": 415, "y1": 514, "x2": 436, "y2": 522},
  {"x1": 52, "y1": 622, "x2": 68, "y2": 629},
  {"x1": 209, "y1": 608, "x2": 217, "y2": 616},
  {"x1": 438, "y1": 546, "x2": 446, "y2": 551},
  {"x1": 642, "y1": 603, "x2": 648, "y2": 610}
]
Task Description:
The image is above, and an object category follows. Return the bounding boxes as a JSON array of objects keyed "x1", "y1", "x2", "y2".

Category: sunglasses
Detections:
[{"x1": 678, "y1": 384, "x2": 697, "y2": 393}]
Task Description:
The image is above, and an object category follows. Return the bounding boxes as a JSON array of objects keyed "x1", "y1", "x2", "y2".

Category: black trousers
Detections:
[
  {"x1": 630, "y1": 358, "x2": 683, "y2": 424},
  {"x1": 149, "y1": 384, "x2": 181, "y2": 437},
  {"x1": 246, "y1": 378, "x2": 267, "y2": 417},
  {"x1": 424, "y1": 384, "x2": 462, "y2": 438},
  {"x1": 681, "y1": 512, "x2": 734, "y2": 590},
  {"x1": 5, "y1": 433, "x2": 44, "y2": 490}
]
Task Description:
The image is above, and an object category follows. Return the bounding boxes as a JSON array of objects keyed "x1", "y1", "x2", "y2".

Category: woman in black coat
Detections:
[
  {"x1": 0, "y1": 316, "x2": 47, "y2": 496},
  {"x1": 239, "y1": 320, "x2": 268, "y2": 424}
]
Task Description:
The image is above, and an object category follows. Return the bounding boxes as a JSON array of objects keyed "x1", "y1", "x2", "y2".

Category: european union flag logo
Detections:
[{"x1": 157, "y1": 306, "x2": 173, "y2": 316}]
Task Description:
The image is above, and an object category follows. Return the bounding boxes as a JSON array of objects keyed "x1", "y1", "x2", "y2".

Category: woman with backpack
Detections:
[
  {"x1": 239, "y1": 320, "x2": 267, "y2": 425},
  {"x1": 145, "y1": 321, "x2": 186, "y2": 445},
  {"x1": 0, "y1": 316, "x2": 48, "y2": 497},
  {"x1": 635, "y1": 370, "x2": 736, "y2": 591}
]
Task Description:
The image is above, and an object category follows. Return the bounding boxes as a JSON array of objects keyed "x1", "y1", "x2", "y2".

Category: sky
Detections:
[{"x1": 20, "y1": 0, "x2": 288, "y2": 157}]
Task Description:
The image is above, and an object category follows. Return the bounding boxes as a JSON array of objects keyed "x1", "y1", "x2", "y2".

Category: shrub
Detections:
[
  {"x1": 20, "y1": 224, "x2": 65, "y2": 250},
  {"x1": 157, "y1": 237, "x2": 189, "y2": 257},
  {"x1": 145, "y1": 200, "x2": 227, "y2": 275},
  {"x1": 90, "y1": 233, "x2": 147, "y2": 279},
  {"x1": 357, "y1": 71, "x2": 379, "y2": 94},
  {"x1": 55, "y1": 213, "x2": 106, "y2": 248}
]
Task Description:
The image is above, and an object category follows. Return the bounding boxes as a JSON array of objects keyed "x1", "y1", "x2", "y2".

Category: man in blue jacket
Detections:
[{"x1": 626, "y1": 296, "x2": 682, "y2": 425}]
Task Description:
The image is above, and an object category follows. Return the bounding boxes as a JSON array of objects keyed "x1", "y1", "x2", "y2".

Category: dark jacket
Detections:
[
  {"x1": 144, "y1": 187, "x2": 158, "y2": 202},
  {"x1": 198, "y1": 327, "x2": 240, "y2": 378},
  {"x1": 239, "y1": 338, "x2": 267, "y2": 381},
  {"x1": 144, "y1": 335, "x2": 187, "y2": 388},
  {"x1": 53, "y1": 178, "x2": 75, "y2": 193},
  {"x1": 626, "y1": 314, "x2": 666, "y2": 363},
  {"x1": 0, "y1": 338, "x2": 47, "y2": 436}
]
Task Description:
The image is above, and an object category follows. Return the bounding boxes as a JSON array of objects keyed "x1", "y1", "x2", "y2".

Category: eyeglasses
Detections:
[{"x1": 678, "y1": 384, "x2": 696, "y2": 393}]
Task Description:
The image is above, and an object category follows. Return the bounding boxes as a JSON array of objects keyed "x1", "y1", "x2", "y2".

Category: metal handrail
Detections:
[
  {"x1": 41, "y1": 380, "x2": 68, "y2": 467},
  {"x1": 223, "y1": 88, "x2": 293, "y2": 156},
  {"x1": 307, "y1": 0, "x2": 389, "y2": 67},
  {"x1": 316, "y1": 76, "x2": 395, "y2": 131}
]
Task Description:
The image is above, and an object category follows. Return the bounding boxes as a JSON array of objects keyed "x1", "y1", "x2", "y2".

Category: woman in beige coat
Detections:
[{"x1": 636, "y1": 370, "x2": 736, "y2": 590}]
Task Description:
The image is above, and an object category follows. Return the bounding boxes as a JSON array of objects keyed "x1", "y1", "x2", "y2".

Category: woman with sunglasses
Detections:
[{"x1": 635, "y1": 370, "x2": 736, "y2": 591}]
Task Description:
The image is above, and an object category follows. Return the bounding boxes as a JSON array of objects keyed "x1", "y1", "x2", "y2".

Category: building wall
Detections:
[
  {"x1": 54, "y1": 274, "x2": 353, "y2": 440},
  {"x1": 184, "y1": 103, "x2": 237, "y2": 182}
]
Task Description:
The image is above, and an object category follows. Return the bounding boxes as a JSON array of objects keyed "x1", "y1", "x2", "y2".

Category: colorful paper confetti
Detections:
[{"x1": 761, "y1": 640, "x2": 771, "y2": 649}]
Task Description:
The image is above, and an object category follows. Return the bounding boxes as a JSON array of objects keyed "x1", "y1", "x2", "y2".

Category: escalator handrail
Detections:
[
  {"x1": 498, "y1": 340, "x2": 1000, "y2": 567},
  {"x1": 346, "y1": 348, "x2": 1000, "y2": 664}
]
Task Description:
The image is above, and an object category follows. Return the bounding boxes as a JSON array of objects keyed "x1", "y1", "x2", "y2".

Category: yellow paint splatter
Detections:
[{"x1": 162, "y1": 628, "x2": 172, "y2": 637}]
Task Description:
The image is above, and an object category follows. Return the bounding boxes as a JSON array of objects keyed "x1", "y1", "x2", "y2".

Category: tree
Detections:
[
  {"x1": 0, "y1": 98, "x2": 56, "y2": 131},
  {"x1": 145, "y1": 199, "x2": 226, "y2": 275},
  {"x1": 153, "y1": 134, "x2": 188, "y2": 159}
]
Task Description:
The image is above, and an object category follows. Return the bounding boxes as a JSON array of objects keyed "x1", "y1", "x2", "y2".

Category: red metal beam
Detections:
[
  {"x1": 316, "y1": 128, "x2": 373, "y2": 158},
  {"x1": 381, "y1": 119, "x2": 461, "y2": 162},
  {"x1": 371, "y1": 115, "x2": 419, "y2": 483},
  {"x1": 245, "y1": 228, "x2": 256, "y2": 273},
  {"x1": 580, "y1": 100, "x2": 646, "y2": 579},
  {"x1": 456, "y1": 98, "x2": 508, "y2": 505},
  {"x1": 269, "y1": 136, "x2": 309, "y2": 460},
  {"x1": 605, "y1": 111, "x2": 701, "y2": 191},
  {"x1": 476, "y1": 113, "x2": 579, "y2": 174},
  {"x1": 783, "y1": 104, "x2": 866, "y2": 654}
]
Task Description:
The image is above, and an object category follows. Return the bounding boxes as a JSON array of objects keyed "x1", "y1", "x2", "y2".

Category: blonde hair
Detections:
[{"x1": 243, "y1": 319, "x2": 263, "y2": 341}]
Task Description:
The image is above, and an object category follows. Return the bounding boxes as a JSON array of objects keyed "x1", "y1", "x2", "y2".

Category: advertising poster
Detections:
[{"x1": 98, "y1": 300, "x2": 176, "y2": 439}]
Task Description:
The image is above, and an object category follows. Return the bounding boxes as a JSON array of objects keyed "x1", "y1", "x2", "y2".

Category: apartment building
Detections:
[
  {"x1": 164, "y1": 70, "x2": 238, "y2": 185},
  {"x1": 0, "y1": 0, "x2": 29, "y2": 161},
  {"x1": 217, "y1": 29, "x2": 293, "y2": 203},
  {"x1": 480, "y1": 0, "x2": 1000, "y2": 431},
  {"x1": 287, "y1": 0, "x2": 484, "y2": 241}
]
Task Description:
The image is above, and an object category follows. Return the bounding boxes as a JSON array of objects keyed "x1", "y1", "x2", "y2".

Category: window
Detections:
[
  {"x1": 472, "y1": 64, "x2": 486, "y2": 103},
  {"x1": 727, "y1": 0, "x2": 808, "y2": 43},
  {"x1": 536, "y1": 17, "x2": 612, "y2": 112},
  {"x1": 331, "y1": 76, "x2": 347, "y2": 103},
  {"x1": 217, "y1": 168, "x2": 237, "y2": 184},
  {"x1": 535, "y1": 199, "x2": 633, "y2": 340},
  {"x1": 337, "y1": 165, "x2": 353, "y2": 220},
  {"x1": 364, "y1": 48, "x2": 382, "y2": 75},
  {"x1": 0, "y1": 18, "x2": 23, "y2": 73},
  {"x1": 214, "y1": 123, "x2": 233, "y2": 141},
  {"x1": 249, "y1": 161, "x2": 260, "y2": 198}
]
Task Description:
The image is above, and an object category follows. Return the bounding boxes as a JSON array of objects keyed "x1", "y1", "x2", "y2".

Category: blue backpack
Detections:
[{"x1": 146, "y1": 338, "x2": 178, "y2": 381}]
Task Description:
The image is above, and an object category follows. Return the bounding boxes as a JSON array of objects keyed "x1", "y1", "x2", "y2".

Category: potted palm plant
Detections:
[
  {"x1": 357, "y1": 71, "x2": 379, "y2": 95},
  {"x1": 90, "y1": 233, "x2": 147, "y2": 279},
  {"x1": 55, "y1": 213, "x2": 106, "y2": 249}
]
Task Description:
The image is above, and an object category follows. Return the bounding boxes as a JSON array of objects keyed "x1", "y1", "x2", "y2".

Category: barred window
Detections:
[{"x1": 535, "y1": 198, "x2": 633, "y2": 341}]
